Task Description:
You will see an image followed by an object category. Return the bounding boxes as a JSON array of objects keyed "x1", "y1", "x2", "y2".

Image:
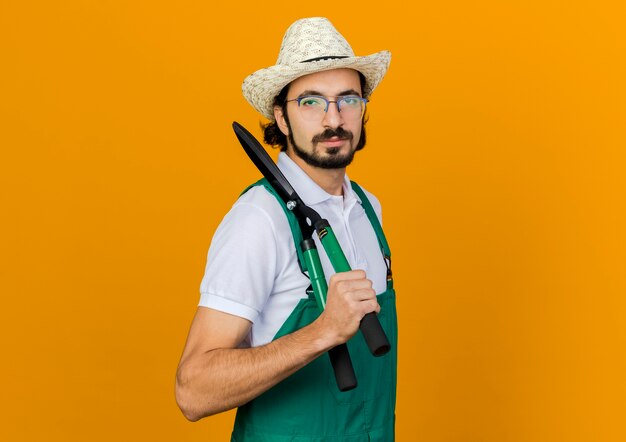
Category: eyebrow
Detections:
[{"x1": 296, "y1": 89, "x2": 362, "y2": 98}]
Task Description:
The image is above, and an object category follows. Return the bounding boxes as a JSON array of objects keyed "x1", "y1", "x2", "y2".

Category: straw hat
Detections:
[{"x1": 242, "y1": 17, "x2": 391, "y2": 120}]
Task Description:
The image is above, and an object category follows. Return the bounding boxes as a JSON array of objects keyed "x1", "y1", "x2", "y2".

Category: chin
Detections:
[{"x1": 324, "y1": 147, "x2": 341, "y2": 155}]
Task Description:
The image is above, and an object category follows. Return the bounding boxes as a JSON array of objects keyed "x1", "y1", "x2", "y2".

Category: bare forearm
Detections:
[
  {"x1": 176, "y1": 271, "x2": 378, "y2": 421},
  {"x1": 176, "y1": 319, "x2": 334, "y2": 421}
]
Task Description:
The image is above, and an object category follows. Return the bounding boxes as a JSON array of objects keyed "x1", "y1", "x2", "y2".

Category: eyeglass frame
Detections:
[{"x1": 284, "y1": 95, "x2": 369, "y2": 120}]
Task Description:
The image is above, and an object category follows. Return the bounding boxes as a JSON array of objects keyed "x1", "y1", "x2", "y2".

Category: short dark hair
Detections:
[
  {"x1": 262, "y1": 72, "x2": 368, "y2": 152},
  {"x1": 261, "y1": 85, "x2": 291, "y2": 151}
]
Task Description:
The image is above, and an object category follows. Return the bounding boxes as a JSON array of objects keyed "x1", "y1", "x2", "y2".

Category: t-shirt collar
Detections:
[{"x1": 277, "y1": 152, "x2": 362, "y2": 207}]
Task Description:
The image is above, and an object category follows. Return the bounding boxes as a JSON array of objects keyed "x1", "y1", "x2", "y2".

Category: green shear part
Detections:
[{"x1": 241, "y1": 178, "x2": 392, "y2": 284}]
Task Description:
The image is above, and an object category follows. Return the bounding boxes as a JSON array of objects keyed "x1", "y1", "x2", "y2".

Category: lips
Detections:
[
  {"x1": 322, "y1": 139, "x2": 345, "y2": 147},
  {"x1": 319, "y1": 137, "x2": 348, "y2": 147}
]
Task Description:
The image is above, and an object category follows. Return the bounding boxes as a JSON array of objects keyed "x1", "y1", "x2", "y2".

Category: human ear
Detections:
[{"x1": 274, "y1": 106, "x2": 289, "y2": 136}]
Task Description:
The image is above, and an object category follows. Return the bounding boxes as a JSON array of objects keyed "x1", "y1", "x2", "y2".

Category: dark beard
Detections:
[{"x1": 288, "y1": 126, "x2": 357, "y2": 169}]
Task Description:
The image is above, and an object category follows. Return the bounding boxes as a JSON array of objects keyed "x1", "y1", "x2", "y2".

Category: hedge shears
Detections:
[{"x1": 232, "y1": 121, "x2": 390, "y2": 391}]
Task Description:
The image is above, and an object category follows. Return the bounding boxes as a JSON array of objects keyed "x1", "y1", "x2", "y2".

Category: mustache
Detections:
[{"x1": 311, "y1": 127, "x2": 354, "y2": 145}]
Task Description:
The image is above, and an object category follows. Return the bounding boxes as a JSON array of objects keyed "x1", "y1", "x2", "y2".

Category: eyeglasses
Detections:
[{"x1": 285, "y1": 95, "x2": 368, "y2": 121}]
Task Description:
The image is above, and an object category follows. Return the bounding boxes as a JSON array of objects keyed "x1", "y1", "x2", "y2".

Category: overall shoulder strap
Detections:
[
  {"x1": 350, "y1": 181, "x2": 394, "y2": 289},
  {"x1": 241, "y1": 178, "x2": 307, "y2": 272},
  {"x1": 350, "y1": 182, "x2": 391, "y2": 257}
]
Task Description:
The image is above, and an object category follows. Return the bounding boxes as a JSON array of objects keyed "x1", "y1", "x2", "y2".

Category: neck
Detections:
[{"x1": 286, "y1": 150, "x2": 345, "y2": 196}]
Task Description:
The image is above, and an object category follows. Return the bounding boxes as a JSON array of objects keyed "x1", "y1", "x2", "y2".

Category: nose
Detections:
[{"x1": 322, "y1": 100, "x2": 344, "y2": 128}]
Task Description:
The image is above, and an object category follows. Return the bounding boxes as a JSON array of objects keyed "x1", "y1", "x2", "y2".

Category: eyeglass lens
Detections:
[{"x1": 293, "y1": 96, "x2": 366, "y2": 120}]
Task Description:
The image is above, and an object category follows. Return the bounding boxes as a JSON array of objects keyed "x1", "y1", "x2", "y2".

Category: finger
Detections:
[
  {"x1": 349, "y1": 287, "x2": 377, "y2": 302},
  {"x1": 330, "y1": 269, "x2": 366, "y2": 283},
  {"x1": 364, "y1": 299, "x2": 381, "y2": 315},
  {"x1": 334, "y1": 278, "x2": 373, "y2": 294},
  {"x1": 373, "y1": 301, "x2": 381, "y2": 314},
  {"x1": 349, "y1": 278, "x2": 373, "y2": 290},
  {"x1": 353, "y1": 298, "x2": 380, "y2": 318},
  {"x1": 332, "y1": 278, "x2": 371, "y2": 295}
]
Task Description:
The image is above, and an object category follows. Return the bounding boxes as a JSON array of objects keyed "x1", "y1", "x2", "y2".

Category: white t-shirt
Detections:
[{"x1": 199, "y1": 152, "x2": 387, "y2": 347}]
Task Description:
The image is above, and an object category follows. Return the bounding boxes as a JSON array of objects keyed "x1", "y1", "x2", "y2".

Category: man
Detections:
[{"x1": 176, "y1": 17, "x2": 397, "y2": 441}]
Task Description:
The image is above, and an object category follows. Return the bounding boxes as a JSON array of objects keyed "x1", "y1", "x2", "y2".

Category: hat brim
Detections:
[{"x1": 242, "y1": 50, "x2": 391, "y2": 120}]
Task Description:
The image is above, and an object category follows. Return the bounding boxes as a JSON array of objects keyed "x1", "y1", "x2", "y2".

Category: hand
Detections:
[{"x1": 317, "y1": 270, "x2": 380, "y2": 346}]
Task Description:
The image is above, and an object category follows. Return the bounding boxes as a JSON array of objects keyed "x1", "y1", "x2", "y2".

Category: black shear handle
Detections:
[
  {"x1": 328, "y1": 344, "x2": 357, "y2": 391},
  {"x1": 361, "y1": 313, "x2": 391, "y2": 356}
]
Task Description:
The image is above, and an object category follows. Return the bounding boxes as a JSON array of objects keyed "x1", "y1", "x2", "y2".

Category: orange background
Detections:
[{"x1": 1, "y1": 1, "x2": 625, "y2": 441}]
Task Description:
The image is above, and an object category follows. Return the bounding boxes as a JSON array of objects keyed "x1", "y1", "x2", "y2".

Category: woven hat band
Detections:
[{"x1": 301, "y1": 56, "x2": 349, "y2": 63}]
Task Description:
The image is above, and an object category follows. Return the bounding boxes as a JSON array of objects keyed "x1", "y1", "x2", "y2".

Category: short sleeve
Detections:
[{"x1": 199, "y1": 198, "x2": 279, "y2": 323}]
